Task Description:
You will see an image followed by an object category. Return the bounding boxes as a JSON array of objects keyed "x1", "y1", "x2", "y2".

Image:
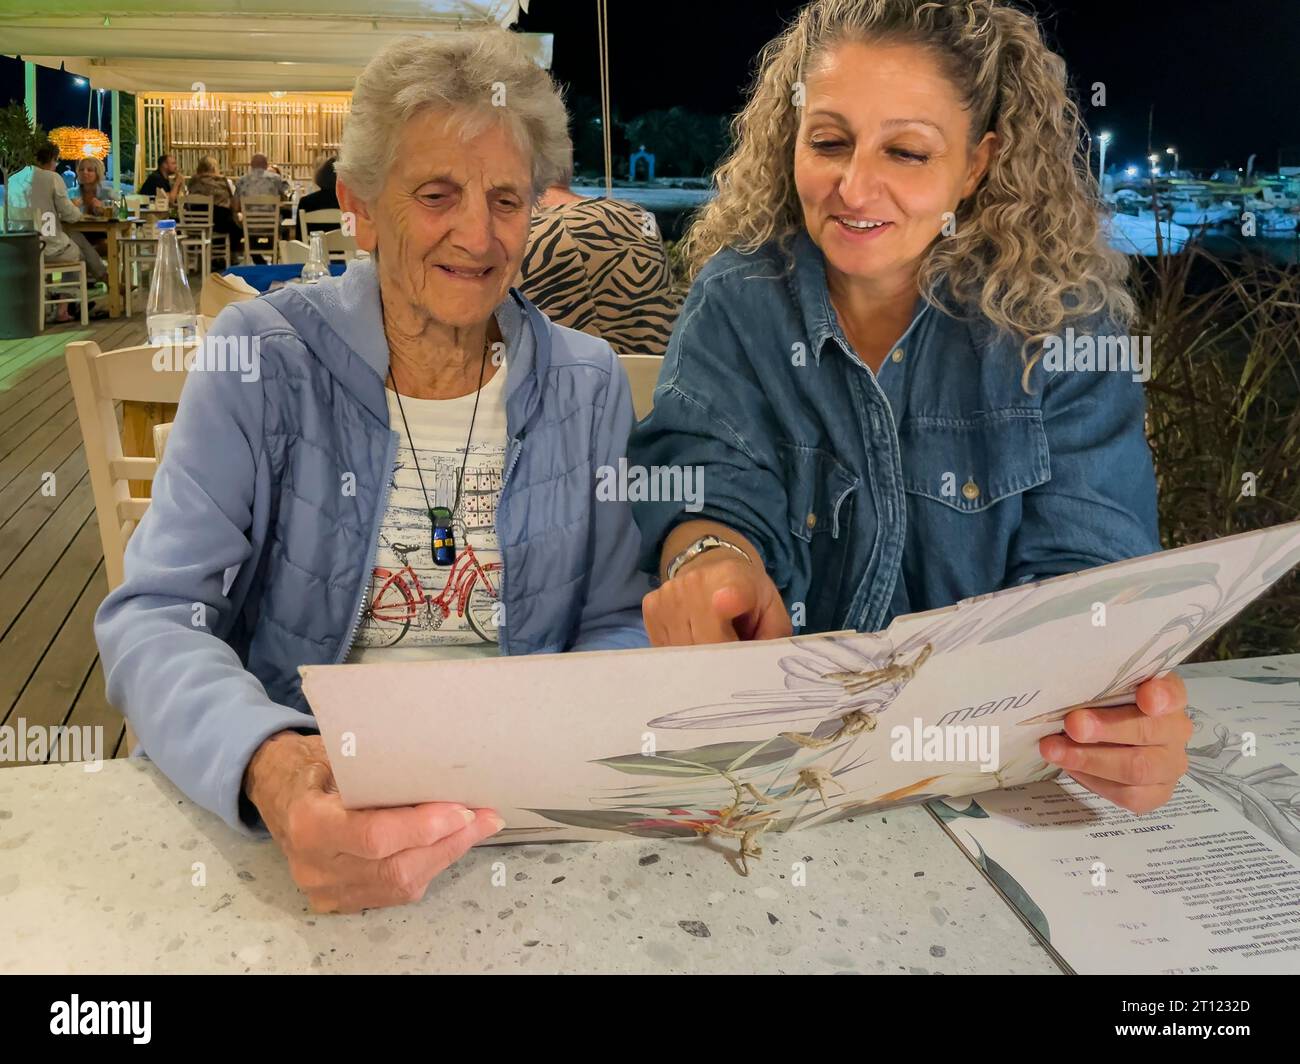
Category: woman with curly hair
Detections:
[{"x1": 629, "y1": 0, "x2": 1191, "y2": 814}]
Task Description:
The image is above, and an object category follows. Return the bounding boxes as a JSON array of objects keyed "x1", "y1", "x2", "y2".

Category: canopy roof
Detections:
[{"x1": 1, "y1": 1, "x2": 551, "y2": 93}]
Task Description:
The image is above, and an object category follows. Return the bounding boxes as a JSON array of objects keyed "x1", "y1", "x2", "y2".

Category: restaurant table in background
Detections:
[
  {"x1": 64, "y1": 217, "x2": 131, "y2": 318},
  {"x1": 222, "y1": 263, "x2": 347, "y2": 292}
]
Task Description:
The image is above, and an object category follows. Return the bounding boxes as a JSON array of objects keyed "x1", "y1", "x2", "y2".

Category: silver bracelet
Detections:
[{"x1": 665, "y1": 535, "x2": 751, "y2": 582}]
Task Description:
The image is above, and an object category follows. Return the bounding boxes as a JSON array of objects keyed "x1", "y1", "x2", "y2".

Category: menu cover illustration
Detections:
[{"x1": 302, "y1": 521, "x2": 1300, "y2": 872}]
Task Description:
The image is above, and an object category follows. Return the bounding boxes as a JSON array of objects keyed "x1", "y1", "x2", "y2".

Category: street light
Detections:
[
  {"x1": 1148, "y1": 153, "x2": 1161, "y2": 176},
  {"x1": 1166, "y1": 146, "x2": 1179, "y2": 173},
  {"x1": 1098, "y1": 131, "x2": 1112, "y2": 181}
]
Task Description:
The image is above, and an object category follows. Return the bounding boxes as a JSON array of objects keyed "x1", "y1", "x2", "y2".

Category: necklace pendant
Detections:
[{"x1": 431, "y1": 506, "x2": 456, "y2": 567}]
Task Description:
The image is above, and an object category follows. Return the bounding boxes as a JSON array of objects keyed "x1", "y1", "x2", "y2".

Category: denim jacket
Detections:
[{"x1": 629, "y1": 230, "x2": 1160, "y2": 635}]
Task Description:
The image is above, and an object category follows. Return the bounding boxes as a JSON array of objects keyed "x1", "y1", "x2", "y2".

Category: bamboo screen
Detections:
[{"x1": 138, "y1": 93, "x2": 352, "y2": 185}]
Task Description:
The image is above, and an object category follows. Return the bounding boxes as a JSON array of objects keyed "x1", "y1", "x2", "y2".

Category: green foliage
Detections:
[
  {"x1": 0, "y1": 102, "x2": 47, "y2": 232},
  {"x1": 119, "y1": 92, "x2": 137, "y2": 183},
  {"x1": 621, "y1": 107, "x2": 728, "y2": 179},
  {"x1": 0, "y1": 101, "x2": 46, "y2": 184},
  {"x1": 1140, "y1": 245, "x2": 1300, "y2": 659}
]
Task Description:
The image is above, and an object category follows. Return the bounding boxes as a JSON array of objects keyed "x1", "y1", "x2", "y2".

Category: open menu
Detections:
[
  {"x1": 301, "y1": 520, "x2": 1300, "y2": 893},
  {"x1": 930, "y1": 658, "x2": 1300, "y2": 974}
]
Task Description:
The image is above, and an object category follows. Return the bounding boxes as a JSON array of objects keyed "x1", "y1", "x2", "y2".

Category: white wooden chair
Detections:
[
  {"x1": 199, "y1": 271, "x2": 258, "y2": 317},
  {"x1": 279, "y1": 229, "x2": 356, "y2": 265},
  {"x1": 298, "y1": 208, "x2": 342, "y2": 242},
  {"x1": 117, "y1": 235, "x2": 158, "y2": 315},
  {"x1": 322, "y1": 228, "x2": 357, "y2": 262},
  {"x1": 119, "y1": 233, "x2": 210, "y2": 316},
  {"x1": 64, "y1": 339, "x2": 191, "y2": 591},
  {"x1": 240, "y1": 194, "x2": 281, "y2": 264},
  {"x1": 278, "y1": 239, "x2": 309, "y2": 265},
  {"x1": 617, "y1": 353, "x2": 662, "y2": 421},
  {"x1": 178, "y1": 193, "x2": 231, "y2": 270},
  {"x1": 153, "y1": 422, "x2": 173, "y2": 463},
  {"x1": 39, "y1": 252, "x2": 89, "y2": 328},
  {"x1": 66, "y1": 340, "x2": 191, "y2": 757}
]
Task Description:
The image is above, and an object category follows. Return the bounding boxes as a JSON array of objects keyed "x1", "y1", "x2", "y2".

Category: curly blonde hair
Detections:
[{"x1": 679, "y1": 0, "x2": 1133, "y2": 386}]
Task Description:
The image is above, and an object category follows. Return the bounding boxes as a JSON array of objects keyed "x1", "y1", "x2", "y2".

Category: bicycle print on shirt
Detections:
[{"x1": 355, "y1": 439, "x2": 504, "y2": 648}]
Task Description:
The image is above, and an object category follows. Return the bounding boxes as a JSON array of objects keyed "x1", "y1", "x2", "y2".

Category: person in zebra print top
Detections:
[{"x1": 515, "y1": 172, "x2": 683, "y2": 358}]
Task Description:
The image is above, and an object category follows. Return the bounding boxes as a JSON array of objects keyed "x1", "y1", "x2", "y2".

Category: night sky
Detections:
[
  {"x1": 517, "y1": 0, "x2": 1299, "y2": 172},
  {"x1": 2, "y1": 0, "x2": 1295, "y2": 173}
]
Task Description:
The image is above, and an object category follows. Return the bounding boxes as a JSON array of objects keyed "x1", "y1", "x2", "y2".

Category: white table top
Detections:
[
  {"x1": 0, "y1": 759, "x2": 1058, "y2": 974},
  {"x1": 9, "y1": 654, "x2": 1294, "y2": 974}
]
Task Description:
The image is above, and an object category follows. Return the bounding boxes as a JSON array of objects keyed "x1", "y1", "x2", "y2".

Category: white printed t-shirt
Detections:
[{"x1": 346, "y1": 365, "x2": 507, "y2": 662}]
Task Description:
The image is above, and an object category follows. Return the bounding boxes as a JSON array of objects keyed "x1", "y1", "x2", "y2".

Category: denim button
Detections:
[
  {"x1": 962, "y1": 479, "x2": 980, "y2": 501},
  {"x1": 806, "y1": 512, "x2": 817, "y2": 530},
  {"x1": 891, "y1": 348, "x2": 904, "y2": 363}
]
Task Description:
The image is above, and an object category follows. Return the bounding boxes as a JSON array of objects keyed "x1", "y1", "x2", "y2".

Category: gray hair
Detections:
[{"x1": 337, "y1": 30, "x2": 572, "y2": 204}]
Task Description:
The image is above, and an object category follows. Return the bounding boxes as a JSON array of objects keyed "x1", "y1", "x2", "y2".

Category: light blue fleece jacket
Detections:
[{"x1": 94, "y1": 260, "x2": 651, "y2": 833}]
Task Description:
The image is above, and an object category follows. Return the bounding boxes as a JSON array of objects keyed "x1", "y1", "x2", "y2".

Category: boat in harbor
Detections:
[
  {"x1": 1104, "y1": 209, "x2": 1191, "y2": 256},
  {"x1": 1168, "y1": 195, "x2": 1240, "y2": 228}
]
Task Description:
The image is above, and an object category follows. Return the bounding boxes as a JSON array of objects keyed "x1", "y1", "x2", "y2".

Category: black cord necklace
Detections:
[{"x1": 388, "y1": 336, "x2": 490, "y2": 567}]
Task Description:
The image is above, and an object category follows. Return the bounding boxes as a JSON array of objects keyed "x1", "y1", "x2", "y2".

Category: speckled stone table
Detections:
[{"x1": 0, "y1": 759, "x2": 1061, "y2": 974}]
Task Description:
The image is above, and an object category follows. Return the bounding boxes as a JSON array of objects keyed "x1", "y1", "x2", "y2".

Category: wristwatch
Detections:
[{"x1": 665, "y1": 535, "x2": 751, "y2": 582}]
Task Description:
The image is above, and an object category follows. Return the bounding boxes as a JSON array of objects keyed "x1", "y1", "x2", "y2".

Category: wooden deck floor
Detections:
[{"x1": 0, "y1": 312, "x2": 148, "y2": 765}]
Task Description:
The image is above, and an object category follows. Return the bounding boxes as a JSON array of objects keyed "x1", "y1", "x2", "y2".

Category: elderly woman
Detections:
[
  {"x1": 630, "y1": 0, "x2": 1191, "y2": 815},
  {"x1": 95, "y1": 30, "x2": 649, "y2": 913}
]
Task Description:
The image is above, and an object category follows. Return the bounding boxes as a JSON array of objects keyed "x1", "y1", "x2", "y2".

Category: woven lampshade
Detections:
[{"x1": 49, "y1": 127, "x2": 112, "y2": 162}]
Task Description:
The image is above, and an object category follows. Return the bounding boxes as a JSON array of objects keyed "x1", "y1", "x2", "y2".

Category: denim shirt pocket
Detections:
[
  {"x1": 776, "y1": 442, "x2": 860, "y2": 542},
  {"x1": 776, "y1": 442, "x2": 860, "y2": 632},
  {"x1": 899, "y1": 409, "x2": 1050, "y2": 513}
]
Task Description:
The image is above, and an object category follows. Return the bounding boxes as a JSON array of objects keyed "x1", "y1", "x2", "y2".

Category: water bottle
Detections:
[
  {"x1": 301, "y1": 231, "x2": 330, "y2": 284},
  {"x1": 146, "y1": 220, "x2": 197, "y2": 346}
]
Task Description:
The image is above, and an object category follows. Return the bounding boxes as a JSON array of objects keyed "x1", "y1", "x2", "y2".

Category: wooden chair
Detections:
[
  {"x1": 119, "y1": 233, "x2": 211, "y2": 316},
  {"x1": 67, "y1": 341, "x2": 191, "y2": 757},
  {"x1": 280, "y1": 230, "x2": 357, "y2": 265},
  {"x1": 617, "y1": 353, "x2": 662, "y2": 421},
  {"x1": 178, "y1": 193, "x2": 231, "y2": 269},
  {"x1": 64, "y1": 339, "x2": 190, "y2": 591},
  {"x1": 39, "y1": 253, "x2": 89, "y2": 328},
  {"x1": 298, "y1": 208, "x2": 342, "y2": 242},
  {"x1": 153, "y1": 422, "x2": 174, "y2": 463},
  {"x1": 322, "y1": 228, "x2": 358, "y2": 262},
  {"x1": 199, "y1": 271, "x2": 258, "y2": 317},
  {"x1": 278, "y1": 239, "x2": 310, "y2": 265},
  {"x1": 240, "y1": 195, "x2": 281, "y2": 264},
  {"x1": 117, "y1": 235, "x2": 158, "y2": 316}
]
